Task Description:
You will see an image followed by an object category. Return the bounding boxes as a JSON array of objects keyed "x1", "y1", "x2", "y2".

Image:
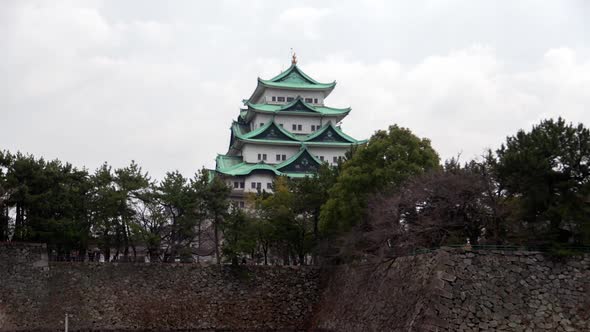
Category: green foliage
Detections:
[
  {"x1": 253, "y1": 177, "x2": 298, "y2": 264},
  {"x1": 494, "y1": 117, "x2": 590, "y2": 246},
  {"x1": 3, "y1": 117, "x2": 589, "y2": 264},
  {"x1": 202, "y1": 176, "x2": 231, "y2": 264},
  {"x1": 222, "y1": 207, "x2": 256, "y2": 265},
  {"x1": 0, "y1": 151, "x2": 93, "y2": 252},
  {"x1": 0, "y1": 150, "x2": 232, "y2": 261},
  {"x1": 319, "y1": 125, "x2": 440, "y2": 235}
]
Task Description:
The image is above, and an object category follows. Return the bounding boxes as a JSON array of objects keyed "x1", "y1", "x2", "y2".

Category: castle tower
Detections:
[{"x1": 215, "y1": 58, "x2": 366, "y2": 207}]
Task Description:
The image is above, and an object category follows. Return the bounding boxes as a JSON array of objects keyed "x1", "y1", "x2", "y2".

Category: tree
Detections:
[
  {"x1": 130, "y1": 187, "x2": 168, "y2": 261},
  {"x1": 319, "y1": 125, "x2": 440, "y2": 235},
  {"x1": 90, "y1": 163, "x2": 122, "y2": 261},
  {"x1": 154, "y1": 171, "x2": 202, "y2": 261},
  {"x1": 290, "y1": 164, "x2": 338, "y2": 263},
  {"x1": 114, "y1": 161, "x2": 150, "y2": 258},
  {"x1": 291, "y1": 164, "x2": 338, "y2": 238},
  {"x1": 0, "y1": 151, "x2": 12, "y2": 240},
  {"x1": 252, "y1": 177, "x2": 298, "y2": 264},
  {"x1": 494, "y1": 117, "x2": 590, "y2": 246},
  {"x1": 0, "y1": 151, "x2": 92, "y2": 254},
  {"x1": 222, "y1": 206, "x2": 256, "y2": 265},
  {"x1": 202, "y1": 175, "x2": 231, "y2": 264}
]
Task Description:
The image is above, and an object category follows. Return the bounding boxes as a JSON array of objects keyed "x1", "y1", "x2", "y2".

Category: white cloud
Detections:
[
  {"x1": 277, "y1": 7, "x2": 332, "y2": 40},
  {"x1": 305, "y1": 46, "x2": 590, "y2": 162},
  {"x1": 0, "y1": 1, "x2": 588, "y2": 179}
]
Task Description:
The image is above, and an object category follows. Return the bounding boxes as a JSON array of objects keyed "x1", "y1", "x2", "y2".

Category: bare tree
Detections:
[{"x1": 342, "y1": 164, "x2": 506, "y2": 262}]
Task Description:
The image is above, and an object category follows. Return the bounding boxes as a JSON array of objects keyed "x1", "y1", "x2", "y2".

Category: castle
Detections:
[{"x1": 215, "y1": 55, "x2": 365, "y2": 206}]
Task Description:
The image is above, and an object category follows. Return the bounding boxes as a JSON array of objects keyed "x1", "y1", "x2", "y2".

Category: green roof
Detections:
[
  {"x1": 216, "y1": 146, "x2": 324, "y2": 178},
  {"x1": 275, "y1": 145, "x2": 322, "y2": 174},
  {"x1": 205, "y1": 169, "x2": 217, "y2": 184},
  {"x1": 259, "y1": 64, "x2": 336, "y2": 90},
  {"x1": 243, "y1": 96, "x2": 350, "y2": 117},
  {"x1": 230, "y1": 120, "x2": 366, "y2": 147},
  {"x1": 248, "y1": 65, "x2": 336, "y2": 102},
  {"x1": 305, "y1": 122, "x2": 364, "y2": 144}
]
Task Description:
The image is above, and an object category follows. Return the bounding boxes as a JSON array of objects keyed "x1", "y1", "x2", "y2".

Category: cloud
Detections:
[
  {"x1": 0, "y1": 1, "x2": 588, "y2": 179},
  {"x1": 304, "y1": 46, "x2": 590, "y2": 162},
  {"x1": 277, "y1": 7, "x2": 332, "y2": 40}
]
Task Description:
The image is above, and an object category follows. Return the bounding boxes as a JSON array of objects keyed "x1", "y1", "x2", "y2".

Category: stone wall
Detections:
[
  {"x1": 312, "y1": 248, "x2": 590, "y2": 331},
  {"x1": 0, "y1": 243, "x2": 320, "y2": 331},
  {"x1": 3, "y1": 243, "x2": 590, "y2": 331}
]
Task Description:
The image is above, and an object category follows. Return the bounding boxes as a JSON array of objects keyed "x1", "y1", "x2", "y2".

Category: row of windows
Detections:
[
  {"x1": 271, "y1": 96, "x2": 319, "y2": 104},
  {"x1": 258, "y1": 153, "x2": 343, "y2": 163},
  {"x1": 257, "y1": 154, "x2": 287, "y2": 161},
  {"x1": 233, "y1": 181, "x2": 273, "y2": 190},
  {"x1": 256, "y1": 154, "x2": 342, "y2": 163},
  {"x1": 315, "y1": 156, "x2": 343, "y2": 163},
  {"x1": 232, "y1": 200, "x2": 245, "y2": 208},
  {"x1": 258, "y1": 122, "x2": 321, "y2": 132},
  {"x1": 251, "y1": 182, "x2": 273, "y2": 190}
]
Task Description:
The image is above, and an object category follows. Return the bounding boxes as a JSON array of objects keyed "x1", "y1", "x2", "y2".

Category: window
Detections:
[
  {"x1": 262, "y1": 154, "x2": 267, "y2": 161},
  {"x1": 319, "y1": 156, "x2": 324, "y2": 161},
  {"x1": 257, "y1": 153, "x2": 261, "y2": 160},
  {"x1": 279, "y1": 123, "x2": 284, "y2": 127},
  {"x1": 240, "y1": 182, "x2": 245, "y2": 189},
  {"x1": 333, "y1": 156, "x2": 338, "y2": 163},
  {"x1": 251, "y1": 182, "x2": 256, "y2": 189},
  {"x1": 233, "y1": 181, "x2": 239, "y2": 188},
  {"x1": 314, "y1": 98, "x2": 318, "y2": 104},
  {"x1": 282, "y1": 154, "x2": 286, "y2": 161},
  {"x1": 276, "y1": 154, "x2": 281, "y2": 161},
  {"x1": 260, "y1": 122, "x2": 264, "y2": 127},
  {"x1": 271, "y1": 96, "x2": 276, "y2": 102},
  {"x1": 266, "y1": 183, "x2": 272, "y2": 189},
  {"x1": 305, "y1": 98, "x2": 313, "y2": 103},
  {"x1": 239, "y1": 201, "x2": 245, "y2": 208},
  {"x1": 286, "y1": 97, "x2": 294, "y2": 102},
  {"x1": 311, "y1": 125, "x2": 316, "y2": 131},
  {"x1": 256, "y1": 182, "x2": 262, "y2": 190},
  {"x1": 277, "y1": 96, "x2": 285, "y2": 102},
  {"x1": 292, "y1": 124, "x2": 297, "y2": 130},
  {"x1": 298, "y1": 124, "x2": 302, "y2": 131}
]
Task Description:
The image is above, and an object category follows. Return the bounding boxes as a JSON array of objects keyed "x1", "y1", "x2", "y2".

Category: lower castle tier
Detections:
[{"x1": 215, "y1": 59, "x2": 366, "y2": 206}]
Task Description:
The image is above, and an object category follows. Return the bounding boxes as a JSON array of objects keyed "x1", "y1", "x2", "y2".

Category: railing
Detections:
[
  {"x1": 49, "y1": 254, "x2": 151, "y2": 263},
  {"x1": 47, "y1": 253, "x2": 210, "y2": 263},
  {"x1": 410, "y1": 244, "x2": 590, "y2": 256}
]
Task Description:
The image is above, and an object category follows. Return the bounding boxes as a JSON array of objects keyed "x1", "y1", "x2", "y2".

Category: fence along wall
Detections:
[{"x1": 0, "y1": 243, "x2": 320, "y2": 331}]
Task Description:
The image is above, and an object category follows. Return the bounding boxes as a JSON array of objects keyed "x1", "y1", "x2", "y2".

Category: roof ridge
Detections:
[
  {"x1": 267, "y1": 64, "x2": 327, "y2": 85},
  {"x1": 276, "y1": 144, "x2": 323, "y2": 170}
]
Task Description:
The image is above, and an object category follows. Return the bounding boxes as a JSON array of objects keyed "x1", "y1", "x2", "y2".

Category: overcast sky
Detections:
[{"x1": 1, "y1": 1, "x2": 589, "y2": 180}]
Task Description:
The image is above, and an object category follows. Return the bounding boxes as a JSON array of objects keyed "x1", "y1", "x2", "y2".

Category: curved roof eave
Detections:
[
  {"x1": 246, "y1": 65, "x2": 337, "y2": 102},
  {"x1": 276, "y1": 145, "x2": 323, "y2": 170},
  {"x1": 244, "y1": 97, "x2": 350, "y2": 116},
  {"x1": 303, "y1": 122, "x2": 363, "y2": 144}
]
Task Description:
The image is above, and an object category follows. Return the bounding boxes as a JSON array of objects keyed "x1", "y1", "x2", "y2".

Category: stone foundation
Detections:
[
  {"x1": 312, "y1": 248, "x2": 590, "y2": 331},
  {"x1": 0, "y1": 243, "x2": 320, "y2": 331},
  {"x1": 2, "y1": 243, "x2": 589, "y2": 331}
]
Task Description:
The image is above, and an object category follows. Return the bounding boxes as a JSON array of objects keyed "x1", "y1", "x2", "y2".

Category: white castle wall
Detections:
[
  {"x1": 250, "y1": 114, "x2": 341, "y2": 135},
  {"x1": 241, "y1": 144, "x2": 299, "y2": 164},
  {"x1": 256, "y1": 88, "x2": 326, "y2": 105},
  {"x1": 309, "y1": 146, "x2": 349, "y2": 166},
  {"x1": 244, "y1": 173, "x2": 276, "y2": 192}
]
